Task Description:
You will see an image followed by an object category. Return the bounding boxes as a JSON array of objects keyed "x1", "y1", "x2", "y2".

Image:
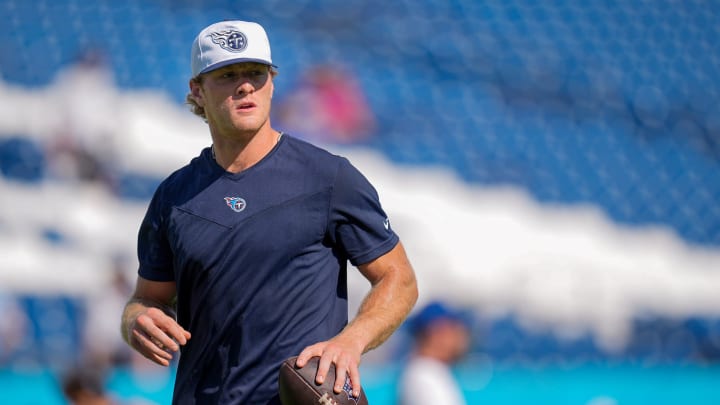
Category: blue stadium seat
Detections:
[{"x1": 0, "y1": 137, "x2": 46, "y2": 183}]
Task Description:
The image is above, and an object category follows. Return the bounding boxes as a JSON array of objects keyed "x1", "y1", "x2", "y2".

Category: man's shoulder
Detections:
[
  {"x1": 154, "y1": 147, "x2": 214, "y2": 201},
  {"x1": 280, "y1": 134, "x2": 350, "y2": 174},
  {"x1": 282, "y1": 134, "x2": 343, "y2": 161}
]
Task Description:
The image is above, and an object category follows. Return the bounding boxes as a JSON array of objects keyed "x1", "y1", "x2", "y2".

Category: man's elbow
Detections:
[{"x1": 402, "y1": 266, "x2": 419, "y2": 312}]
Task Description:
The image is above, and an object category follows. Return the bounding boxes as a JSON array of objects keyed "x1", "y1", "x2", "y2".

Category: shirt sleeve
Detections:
[
  {"x1": 137, "y1": 183, "x2": 175, "y2": 281},
  {"x1": 327, "y1": 157, "x2": 399, "y2": 266}
]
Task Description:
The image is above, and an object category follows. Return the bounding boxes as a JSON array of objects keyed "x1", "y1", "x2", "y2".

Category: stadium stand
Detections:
[{"x1": 2, "y1": 0, "x2": 717, "y2": 244}]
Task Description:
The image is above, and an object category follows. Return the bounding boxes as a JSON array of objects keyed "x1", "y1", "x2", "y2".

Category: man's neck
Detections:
[{"x1": 210, "y1": 127, "x2": 280, "y2": 173}]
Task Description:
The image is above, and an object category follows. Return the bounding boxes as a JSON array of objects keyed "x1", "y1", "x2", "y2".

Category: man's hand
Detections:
[
  {"x1": 297, "y1": 241, "x2": 417, "y2": 399},
  {"x1": 125, "y1": 306, "x2": 191, "y2": 367},
  {"x1": 296, "y1": 334, "x2": 364, "y2": 398},
  {"x1": 121, "y1": 278, "x2": 191, "y2": 367}
]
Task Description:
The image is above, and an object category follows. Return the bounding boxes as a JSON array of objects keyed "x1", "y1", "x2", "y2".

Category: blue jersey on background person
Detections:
[{"x1": 120, "y1": 20, "x2": 418, "y2": 405}]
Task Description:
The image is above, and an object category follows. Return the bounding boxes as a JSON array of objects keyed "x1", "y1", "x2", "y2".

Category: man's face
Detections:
[
  {"x1": 190, "y1": 62, "x2": 275, "y2": 137},
  {"x1": 426, "y1": 319, "x2": 471, "y2": 363}
]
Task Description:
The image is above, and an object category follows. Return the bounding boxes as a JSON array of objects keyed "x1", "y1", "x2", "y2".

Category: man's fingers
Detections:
[
  {"x1": 347, "y1": 364, "x2": 361, "y2": 397},
  {"x1": 333, "y1": 356, "x2": 360, "y2": 396},
  {"x1": 140, "y1": 307, "x2": 191, "y2": 345},
  {"x1": 132, "y1": 329, "x2": 172, "y2": 365},
  {"x1": 295, "y1": 344, "x2": 323, "y2": 368},
  {"x1": 136, "y1": 313, "x2": 186, "y2": 351},
  {"x1": 316, "y1": 353, "x2": 335, "y2": 385},
  {"x1": 136, "y1": 317, "x2": 179, "y2": 351},
  {"x1": 297, "y1": 344, "x2": 333, "y2": 384},
  {"x1": 333, "y1": 372, "x2": 347, "y2": 394},
  {"x1": 296, "y1": 341, "x2": 362, "y2": 394},
  {"x1": 153, "y1": 314, "x2": 190, "y2": 346},
  {"x1": 333, "y1": 356, "x2": 349, "y2": 393},
  {"x1": 150, "y1": 353, "x2": 171, "y2": 367},
  {"x1": 132, "y1": 329, "x2": 172, "y2": 359},
  {"x1": 125, "y1": 306, "x2": 190, "y2": 368},
  {"x1": 143, "y1": 346, "x2": 171, "y2": 367}
]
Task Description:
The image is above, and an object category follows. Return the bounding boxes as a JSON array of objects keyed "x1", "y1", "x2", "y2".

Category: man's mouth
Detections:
[{"x1": 237, "y1": 102, "x2": 256, "y2": 111}]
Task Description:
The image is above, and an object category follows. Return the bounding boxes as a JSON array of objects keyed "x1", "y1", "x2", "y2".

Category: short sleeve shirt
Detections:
[
  {"x1": 398, "y1": 357, "x2": 467, "y2": 405},
  {"x1": 137, "y1": 135, "x2": 398, "y2": 404}
]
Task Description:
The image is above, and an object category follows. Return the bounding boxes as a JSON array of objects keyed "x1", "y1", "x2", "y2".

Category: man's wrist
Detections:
[{"x1": 121, "y1": 300, "x2": 146, "y2": 343}]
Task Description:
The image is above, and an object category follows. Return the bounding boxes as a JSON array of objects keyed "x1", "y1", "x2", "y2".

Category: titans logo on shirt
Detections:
[{"x1": 224, "y1": 197, "x2": 246, "y2": 212}]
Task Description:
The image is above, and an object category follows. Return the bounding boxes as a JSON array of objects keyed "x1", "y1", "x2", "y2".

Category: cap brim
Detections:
[{"x1": 198, "y1": 58, "x2": 277, "y2": 75}]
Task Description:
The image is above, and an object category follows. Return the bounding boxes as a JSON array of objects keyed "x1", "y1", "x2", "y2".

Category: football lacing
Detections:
[{"x1": 318, "y1": 392, "x2": 338, "y2": 405}]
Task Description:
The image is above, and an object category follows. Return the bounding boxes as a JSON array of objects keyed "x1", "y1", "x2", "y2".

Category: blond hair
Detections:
[{"x1": 186, "y1": 75, "x2": 207, "y2": 121}]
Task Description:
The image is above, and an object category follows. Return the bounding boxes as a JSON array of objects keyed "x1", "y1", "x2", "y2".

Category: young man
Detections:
[
  {"x1": 398, "y1": 301, "x2": 471, "y2": 405},
  {"x1": 120, "y1": 20, "x2": 418, "y2": 404}
]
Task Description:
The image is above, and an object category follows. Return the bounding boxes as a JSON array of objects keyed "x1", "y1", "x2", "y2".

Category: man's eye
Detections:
[{"x1": 221, "y1": 72, "x2": 237, "y2": 79}]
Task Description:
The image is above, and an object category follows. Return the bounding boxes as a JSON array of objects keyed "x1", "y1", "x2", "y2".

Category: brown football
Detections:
[{"x1": 278, "y1": 356, "x2": 369, "y2": 405}]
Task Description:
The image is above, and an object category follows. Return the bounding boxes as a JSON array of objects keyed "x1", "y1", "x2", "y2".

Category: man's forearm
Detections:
[{"x1": 343, "y1": 259, "x2": 418, "y2": 354}]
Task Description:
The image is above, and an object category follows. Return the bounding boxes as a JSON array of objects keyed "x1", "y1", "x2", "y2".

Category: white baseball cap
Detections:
[{"x1": 191, "y1": 20, "x2": 275, "y2": 77}]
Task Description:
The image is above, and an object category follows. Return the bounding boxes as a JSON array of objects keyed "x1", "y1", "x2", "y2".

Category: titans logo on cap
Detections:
[{"x1": 210, "y1": 30, "x2": 248, "y2": 53}]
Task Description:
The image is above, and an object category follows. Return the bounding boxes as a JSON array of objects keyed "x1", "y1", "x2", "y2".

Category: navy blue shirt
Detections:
[{"x1": 137, "y1": 135, "x2": 398, "y2": 404}]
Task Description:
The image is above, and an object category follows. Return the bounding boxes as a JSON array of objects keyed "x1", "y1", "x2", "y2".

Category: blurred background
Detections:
[{"x1": 1, "y1": 0, "x2": 719, "y2": 404}]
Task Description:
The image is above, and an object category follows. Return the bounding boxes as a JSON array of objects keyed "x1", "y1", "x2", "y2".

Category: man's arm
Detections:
[
  {"x1": 121, "y1": 276, "x2": 191, "y2": 367},
  {"x1": 296, "y1": 241, "x2": 418, "y2": 397}
]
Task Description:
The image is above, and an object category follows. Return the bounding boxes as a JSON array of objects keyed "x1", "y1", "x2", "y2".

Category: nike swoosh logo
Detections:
[{"x1": 383, "y1": 219, "x2": 390, "y2": 230}]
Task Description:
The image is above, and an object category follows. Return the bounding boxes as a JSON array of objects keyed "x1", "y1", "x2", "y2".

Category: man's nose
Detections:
[{"x1": 236, "y1": 79, "x2": 254, "y2": 94}]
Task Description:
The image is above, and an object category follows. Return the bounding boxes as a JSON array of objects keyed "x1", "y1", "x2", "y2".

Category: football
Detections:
[{"x1": 278, "y1": 356, "x2": 369, "y2": 405}]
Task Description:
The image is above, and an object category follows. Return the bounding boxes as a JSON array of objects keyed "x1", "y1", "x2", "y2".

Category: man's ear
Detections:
[
  {"x1": 189, "y1": 79, "x2": 205, "y2": 106},
  {"x1": 269, "y1": 69, "x2": 277, "y2": 99}
]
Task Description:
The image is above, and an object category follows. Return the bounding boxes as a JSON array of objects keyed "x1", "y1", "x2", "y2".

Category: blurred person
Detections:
[
  {"x1": 120, "y1": 20, "x2": 417, "y2": 404},
  {"x1": 0, "y1": 292, "x2": 28, "y2": 364},
  {"x1": 276, "y1": 64, "x2": 376, "y2": 143},
  {"x1": 83, "y1": 255, "x2": 135, "y2": 370},
  {"x1": 398, "y1": 301, "x2": 471, "y2": 405},
  {"x1": 48, "y1": 47, "x2": 119, "y2": 186},
  {"x1": 61, "y1": 368, "x2": 116, "y2": 405}
]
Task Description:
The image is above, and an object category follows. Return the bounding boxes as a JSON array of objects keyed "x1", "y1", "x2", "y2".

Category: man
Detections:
[
  {"x1": 398, "y1": 301, "x2": 471, "y2": 405},
  {"x1": 61, "y1": 368, "x2": 115, "y2": 405},
  {"x1": 120, "y1": 20, "x2": 418, "y2": 404}
]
